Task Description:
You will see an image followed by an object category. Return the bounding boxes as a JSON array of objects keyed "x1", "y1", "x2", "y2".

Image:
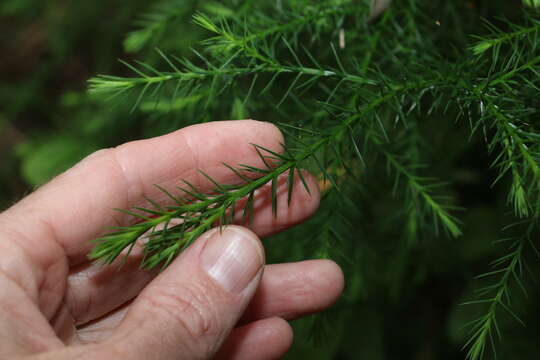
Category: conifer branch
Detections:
[
  {"x1": 124, "y1": 0, "x2": 192, "y2": 52},
  {"x1": 487, "y1": 101, "x2": 540, "y2": 217},
  {"x1": 193, "y1": 13, "x2": 375, "y2": 85},
  {"x1": 472, "y1": 18, "x2": 540, "y2": 55},
  {"x1": 460, "y1": 19, "x2": 540, "y2": 354},
  {"x1": 465, "y1": 52, "x2": 540, "y2": 217},
  {"x1": 90, "y1": 131, "x2": 327, "y2": 268},
  {"x1": 462, "y1": 235, "x2": 528, "y2": 360},
  {"x1": 196, "y1": 0, "x2": 370, "y2": 48},
  {"x1": 87, "y1": 50, "x2": 375, "y2": 112},
  {"x1": 90, "y1": 77, "x2": 439, "y2": 268},
  {"x1": 380, "y1": 148, "x2": 462, "y2": 238}
]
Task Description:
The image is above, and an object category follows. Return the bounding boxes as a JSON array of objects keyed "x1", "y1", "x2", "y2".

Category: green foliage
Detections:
[
  {"x1": 524, "y1": 0, "x2": 540, "y2": 9},
  {"x1": 90, "y1": 143, "x2": 316, "y2": 268},
  {"x1": 4, "y1": 0, "x2": 540, "y2": 358},
  {"x1": 123, "y1": 0, "x2": 194, "y2": 53},
  {"x1": 16, "y1": 136, "x2": 97, "y2": 186}
]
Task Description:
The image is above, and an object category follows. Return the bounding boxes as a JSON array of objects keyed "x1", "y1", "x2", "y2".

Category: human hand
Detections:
[{"x1": 0, "y1": 120, "x2": 344, "y2": 360}]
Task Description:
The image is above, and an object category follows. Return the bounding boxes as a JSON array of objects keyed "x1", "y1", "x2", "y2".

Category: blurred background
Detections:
[
  {"x1": 0, "y1": 0, "x2": 208, "y2": 207},
  {"x1": 2, "y1": 1, "x2": 540, "y2": 359}
]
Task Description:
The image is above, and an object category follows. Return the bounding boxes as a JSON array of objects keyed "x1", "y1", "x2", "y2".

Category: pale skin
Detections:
[{"x1": 0, "y1": 120, "x2": 344, "y2": 360}]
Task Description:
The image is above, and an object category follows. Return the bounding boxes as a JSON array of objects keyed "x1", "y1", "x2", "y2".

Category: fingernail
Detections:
[{"x1": 201, "y1": 226, "x2": 264, "y2": 293}]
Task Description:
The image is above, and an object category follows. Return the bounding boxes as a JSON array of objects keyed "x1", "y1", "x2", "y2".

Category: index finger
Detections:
[{"x1": 1, "y1": 120, "x2": 284, "y2": 267}]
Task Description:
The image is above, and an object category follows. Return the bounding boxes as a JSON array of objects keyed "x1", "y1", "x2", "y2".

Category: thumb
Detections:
[{"x1": 108, "y1": 225, "x2": 265, "y2": 360}]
